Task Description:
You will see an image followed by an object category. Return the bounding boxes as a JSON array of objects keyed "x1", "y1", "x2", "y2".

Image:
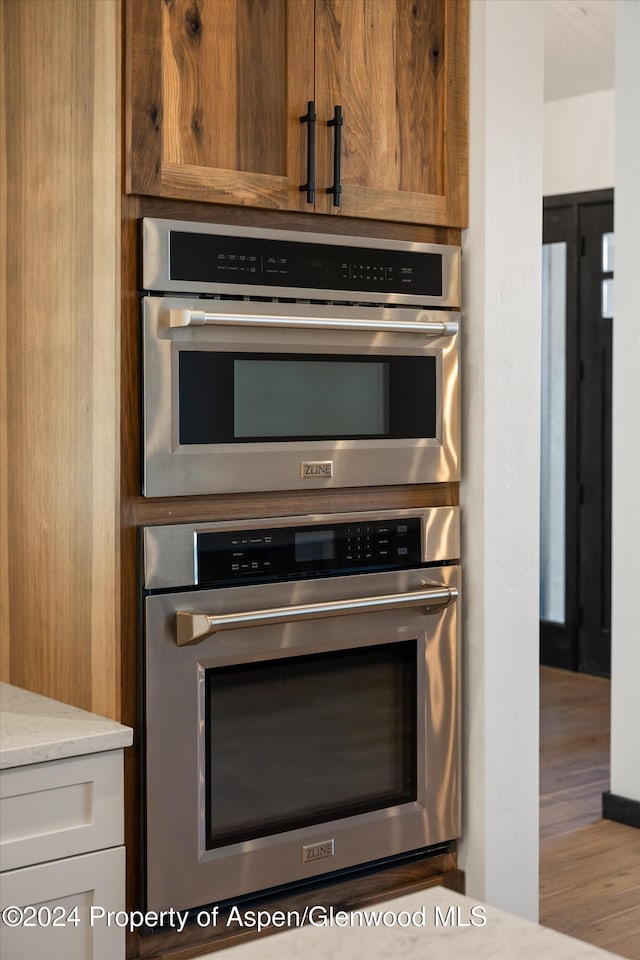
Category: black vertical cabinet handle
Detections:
[
  {"x1": 327, "y1": 105, "x2": 343, "y2": 207},
  {"x1": 299, "y1": 101, "x2": 316, "y2": 204}
]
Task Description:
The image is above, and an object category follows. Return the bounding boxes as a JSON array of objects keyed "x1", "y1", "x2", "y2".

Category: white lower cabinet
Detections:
[
  {"x1": 0, "y1": 847, "x2": 125, "y2": 960},
  {"x1": 0, "y1": 750, "x2": 127, "y2": 960}
]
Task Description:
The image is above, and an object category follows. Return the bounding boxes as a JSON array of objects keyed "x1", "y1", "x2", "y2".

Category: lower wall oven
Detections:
[{"x1": 141, "y1": 507, "x2": 460, "y2": 913}]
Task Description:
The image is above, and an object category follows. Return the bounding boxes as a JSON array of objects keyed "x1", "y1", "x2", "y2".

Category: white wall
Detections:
[
  {"x1": 541, "y1": 1, "x2": 640, "y2": 811},
  {"x1": 610, "y1": 0, "x2": 640, "y2": 807},
  {"x1": 544, "y1": 89, "x2": 615, "y2": 196},
  {"x1": 460, "y1": 0, "x2": 543, "y2": 922}
]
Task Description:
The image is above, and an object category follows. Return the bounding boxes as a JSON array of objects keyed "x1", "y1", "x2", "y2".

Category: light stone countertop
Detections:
[
  {"x1": 207, "y1": 888, "x2": 619, "y2": 960},
  {"x1": 0, "y1": 682, "x2": 133, "y2": 769}
]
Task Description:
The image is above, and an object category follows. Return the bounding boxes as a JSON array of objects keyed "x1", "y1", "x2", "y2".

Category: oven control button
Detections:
[
  {"x1": 231, "y1": 563, "x2": 240, "y2": 572},
  {"x1": 397, "y1": 524, "x2": 408, "y2": 535},
  {"x1": 377, "y1": 549, "x2": 389, "y2": 559},
  {"x1": 397, "y1": 547, "x2": 409, "y2": 557}
]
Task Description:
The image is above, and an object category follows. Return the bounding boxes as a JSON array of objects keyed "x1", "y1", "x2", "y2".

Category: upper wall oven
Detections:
[{"x1": 140, "y1": 218, "x2": 460, "y2": 497}]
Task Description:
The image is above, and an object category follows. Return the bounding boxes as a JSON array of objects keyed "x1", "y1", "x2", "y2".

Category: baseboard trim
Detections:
[{"x1": 602, "y1": 791, "x2": 640, "y2": 829}]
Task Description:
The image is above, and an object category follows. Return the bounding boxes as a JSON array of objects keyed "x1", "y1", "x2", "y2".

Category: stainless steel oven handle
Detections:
[
  {"x1": 168, "y1": 308, "x2": 458, "y2": 337},
  {"x1": 175, "y1": 584, "x2": 458, "y2": 646}
]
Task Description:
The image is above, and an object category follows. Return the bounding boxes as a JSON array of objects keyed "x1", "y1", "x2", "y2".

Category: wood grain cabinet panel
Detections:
[
  {"x1": 315, "y1": 0, "x2": 468, "y2": 225},
  {"x1": 125, "y1": 0, "x2": 468, "y2": 226},
  {"x1": 126, "y1": 0, "x2": 313, "y2": 211}
]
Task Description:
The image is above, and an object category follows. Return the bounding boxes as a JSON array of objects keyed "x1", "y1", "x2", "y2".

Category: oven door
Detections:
[
  {"x1": 143, "y1": 566, "x2": 459, "y2": 912},
  {"x1": 141, "y1": 296, "x2": 459, "y2": 496}
]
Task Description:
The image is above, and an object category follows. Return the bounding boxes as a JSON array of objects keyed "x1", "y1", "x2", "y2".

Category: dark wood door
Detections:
[
  {"x1": 540, "y1": 192, "x2": 613, "y2": 677},
  {"x1": 577, "y1": 201, "x2": 613, "y2": 676},
  {"x1": 314, "y1": 0, "x2": 468, "y2": 225},
  {"x1": 126, "y1": 0, "x2": 314, "y2": 212}
]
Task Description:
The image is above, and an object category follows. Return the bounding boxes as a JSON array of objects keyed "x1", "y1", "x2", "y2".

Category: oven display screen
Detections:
[
  {"x1": 294, "y1": 530, "x2": 335, "y2": 564},
  {"x1": 234, "y1": 358, "x2": 387, "y2": 438}
]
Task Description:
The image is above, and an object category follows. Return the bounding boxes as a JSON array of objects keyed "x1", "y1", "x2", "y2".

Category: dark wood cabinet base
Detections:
[{"x1": 128, "y1": 851, "x2": 463, "y2": 959}]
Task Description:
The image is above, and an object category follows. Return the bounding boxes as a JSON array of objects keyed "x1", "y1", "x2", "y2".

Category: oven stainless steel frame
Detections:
[
  {"x1": 140, "y1": 219, "x2": 460, "y2": 498},
  {"x1": 142, "y1": 507, "x2": 460, "y2": 912},
  {"x1": 142, "y1": 218, "x2": 460, "y2": 306}
]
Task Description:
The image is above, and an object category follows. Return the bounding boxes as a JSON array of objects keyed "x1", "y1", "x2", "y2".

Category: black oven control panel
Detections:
[
  {"x1": 169, "y1": 231, "x2": 442, "y2": 298},
  {"x1": 196, "y1": 517, "x2": 422, "y2": 586}
]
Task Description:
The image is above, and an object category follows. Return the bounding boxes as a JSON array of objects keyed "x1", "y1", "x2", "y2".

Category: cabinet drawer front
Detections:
[
  {"x1": 0, "y1": 752, "x2": 123, "y2": 871},
  {"x1": 0, "y1": 846, "x2": 125, "y2": 960}
]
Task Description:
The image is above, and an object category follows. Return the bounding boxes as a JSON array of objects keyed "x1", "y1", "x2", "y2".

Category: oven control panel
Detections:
[
  {"x1": 196, "y1": 517, "x2": 422, "y2": 586},
  {"x1": 141, "y1": 218, "x2": 461, "y2": 309},
  {"x1": 142, "y1": 507, "x2": 460, "y2": 591},
  {"x1": 168, "y1": 231, "x2": 442, "y2": 297}
]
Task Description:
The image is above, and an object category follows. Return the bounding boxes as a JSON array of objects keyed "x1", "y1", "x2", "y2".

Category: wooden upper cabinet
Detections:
[
  {"x1": 125, "y1": 0, "x2": 468, "y2": 227},
  {"x1": 314, "y1": 0, "x2": 468, "y2": 225},
  {"x1": 126, "y1": 0, "x2": 314, "y2": 211}
]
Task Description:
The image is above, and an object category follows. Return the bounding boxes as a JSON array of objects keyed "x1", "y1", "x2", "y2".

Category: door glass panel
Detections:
[
  {"x1": 540, "y1": 242, "x2": 567, "y2": 624},
  {"x1": 602, "y1": 232, "x2": 614, "y2": 272},
  {"x1": 601, "y1": 231, "x2": 614, "y2": 319},
  {"x1": 205, "y1": 641, "x2": 417, "y2": 848},
  {"x1": 178, "y1": 352, "x2": 436, "y2": 443},
  {"x1": 601, "y1": 278, "x2": 614, "y2": 320}
]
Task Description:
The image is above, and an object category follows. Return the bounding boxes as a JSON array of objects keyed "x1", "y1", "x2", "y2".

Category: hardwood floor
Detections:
[{"x1": 540, "y1": 666, "x2": 640, "y2": 958}]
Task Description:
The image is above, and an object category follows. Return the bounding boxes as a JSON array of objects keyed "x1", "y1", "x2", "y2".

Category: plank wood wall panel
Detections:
[
  {"x1": 0, "y1": 0, "x2": 8, "y2": 681},
  {"x1": 0, "y1": 0, "x2": 121, "y2": 719}
]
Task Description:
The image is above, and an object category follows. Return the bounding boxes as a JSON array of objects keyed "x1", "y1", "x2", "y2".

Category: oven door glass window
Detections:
[
  {"x1": 205, "y1": 640, "x2": 417, "y2": 849},
  {"x1": 179, "y1": 352, "x2": 436, "y2": 443}
]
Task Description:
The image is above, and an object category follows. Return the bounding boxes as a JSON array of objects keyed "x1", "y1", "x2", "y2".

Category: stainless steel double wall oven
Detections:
[{"x1": 139, "y1": 219, "x2": 462, "y2": 913}]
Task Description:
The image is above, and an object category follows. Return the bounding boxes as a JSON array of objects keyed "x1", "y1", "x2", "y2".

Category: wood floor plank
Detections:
[{"x1": 539, "y1": 667, "x2": 640, "y2": 959}]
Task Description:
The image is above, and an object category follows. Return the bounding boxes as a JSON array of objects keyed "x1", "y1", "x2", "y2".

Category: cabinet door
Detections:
[
  {"x1": 0, "y1": 847, "x2": 125, "y2": 960},
  {"x1": 314, "y1": 0, "x2": 468, "y2": 226},
  {"x1": 126, "y1": 0, "x2": 314, "y2": 212}
]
